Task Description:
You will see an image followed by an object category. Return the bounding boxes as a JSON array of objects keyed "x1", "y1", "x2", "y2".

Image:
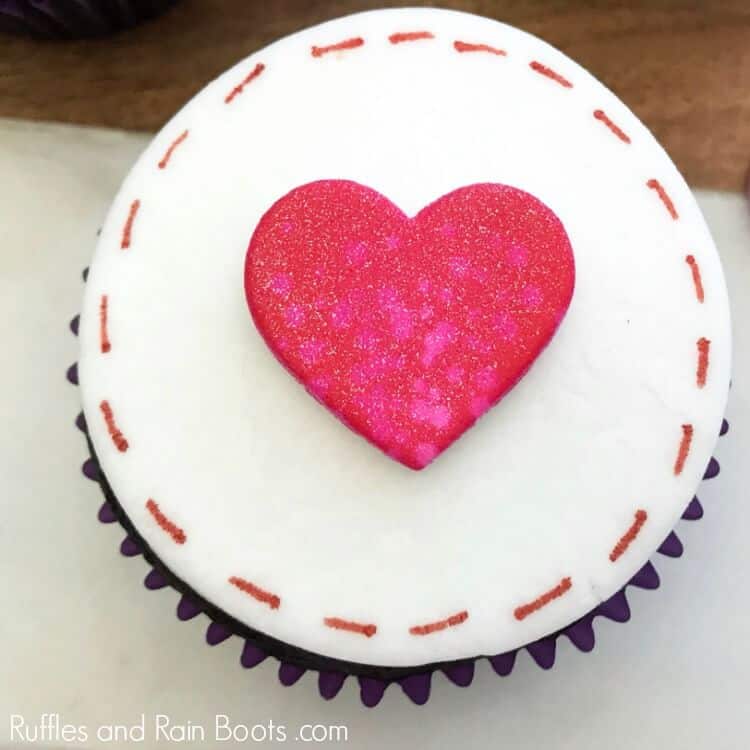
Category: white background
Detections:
[{"x1": 0, "y1": 118, "x2": 748, "y2": 749}]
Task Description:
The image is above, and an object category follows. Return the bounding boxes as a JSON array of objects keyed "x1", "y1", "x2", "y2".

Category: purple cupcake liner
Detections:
[
  {"x1": 69, "y1": 278, "x2": 728, "y2": 706},
  {"x1": 0, "y1": 0, "x2": 179, "y2": 39}
]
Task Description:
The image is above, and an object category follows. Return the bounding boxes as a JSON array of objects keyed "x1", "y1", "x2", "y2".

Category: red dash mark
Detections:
[
  {"x1": 409, "y1": 610, "x2": 468, "y2": 636},
  {"x1": 685, "y1": 255, "x2": 705, "y2": 303},
  {"x1": 609, "y1": 509, "x2": 648, "y2": 562},
  {"x1": 311, "y1": 37, "x2": 364, "y2": 58},
  {"x1": 696, "y1": 337, "x2": 711, "y2": 388},
  {"x1": 529, "y1": 60, "x2": 572, "y2": 88},
  {"x1": 99, "y1": 294, "x2": 111, "y2": 353},
  {"x1": 228, "y1": 576, "x2": 281, "y2": 610},
  {"x1": 120, "y1": 199, "x2": 140, "y2": 249},
  {"x1": 145, "y1": 499, "x2": 186, "y2": 544},
  {"x1": 514, "y1": 577, "x2": 572, "y2": 621},
  {"x1": 389, "y1": 31, "x2": 434, "y2": 44},
  {"x1": 99, "y1": 400, "x2": 128, "y2": 452},
  {"x1": 158, "y1": 129, "x2": 189, "y2": 169},
  {"x1": 224, "y1": 62, "x2": 265, "y2": 104},
  {"x1": 674, "y1": 424, "x2": 694, "y2": 476},
  {"x1": 647, "y1": 179, "x2": 679, "y2": 220},
  {"x1": 453, "y1": 40, "x2": 506, "y2": 56},
  {"x1": 593, "y1": 109, "x2": 631, "y2": 144},
  {"x1": 323, "y1": 617, "x2": 377, "y2": 638}
]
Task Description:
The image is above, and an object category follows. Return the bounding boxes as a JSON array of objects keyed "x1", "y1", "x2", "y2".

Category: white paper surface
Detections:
[{"x1": 0, "y1": 117, "x2": 748, "y2": 749}]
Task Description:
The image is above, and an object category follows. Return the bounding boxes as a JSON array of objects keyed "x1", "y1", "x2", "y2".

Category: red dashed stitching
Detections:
[
  {"x1": 609, "y1": 509, "x2": 648, "y2": 562},
  {"x1": 529, "y1": 61, "x2": 572, "y2": 88},
  {"x1": 593, "y1": 109, "x2": 631, "y2": 143},
  {"x1": 120, "y1": 200, "x2": 140, "y2": 249},
  {"x1": 514, "y1": 577, "x2": 572, "y2": 621},
  {"x1": 99, "y1": 294, "x2": 111, "y2": 353},
  {"x1": 409, "y1": 610, "x2": 468, "y2": 635},
  {"x1": 453, "y1": 40, "x2": 506, "y2": 55},
  {"x1": 158, "y1": 130, "x2": 189, "y2": 169},
  {"x1": 229, "y1": 576, "x2": 281, "y2": 609},
  {"x1": 323, "y1": 617, "x2": 377, "y2": 637},
  {"x1": 389, "y1": 31, "x2": 434, "y2": 44},
  {"x1": 674, "y1": 424, "x2": 694, "y2": 475},
  {"x1": 311, "y1": 37, "x2": 364, "y2": 58},
  {"x1": 104, "y1": 30, "x2": 716, "y2": 641},
  {"x1": 146, "y1": 499, "x2": 186, "y2": 544},
  {"x1": 696, "y1": 337, "x2": 711, "y2": 388},
  {"x1": 647, "y1": 178, "x2": 678, "y2": 220},
  {"x1": 99, "y1": 400, "x2": 129, "y2": 452},
  {"x1": 685, "y1": 255, "x2": 705, "y2": 303},
  {"x1": 225, "y1": 63, "x2": 265, "y2": 104}
]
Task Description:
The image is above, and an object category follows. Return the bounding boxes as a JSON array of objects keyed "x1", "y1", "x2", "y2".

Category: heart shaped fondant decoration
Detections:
[{"x1": 245, "y1": 180, "x2": 575, "y2": 469}]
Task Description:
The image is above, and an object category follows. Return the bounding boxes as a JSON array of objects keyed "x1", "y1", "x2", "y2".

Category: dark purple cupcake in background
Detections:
[{"x1": 0, "y1": 0, "x2": 179, "y2": 38}]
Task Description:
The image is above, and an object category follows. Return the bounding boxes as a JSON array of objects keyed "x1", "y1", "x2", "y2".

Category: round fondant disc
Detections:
[{"x1": 79, "y1": 7, "x2": 731, "y2": 667}]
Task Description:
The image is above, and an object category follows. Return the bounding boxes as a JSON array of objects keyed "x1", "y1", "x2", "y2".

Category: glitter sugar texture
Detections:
[{"x1": 245, "y1": 180, "x2": 575, "y2": 469}]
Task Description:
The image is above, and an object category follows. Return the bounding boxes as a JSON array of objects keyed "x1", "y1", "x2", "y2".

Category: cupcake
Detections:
[
  {"x1": 0, "y1": 0, "x2": 178, "y2": 38},
  {"x1": 70, "y1": 7, "x2": 731, "y2": 705}
]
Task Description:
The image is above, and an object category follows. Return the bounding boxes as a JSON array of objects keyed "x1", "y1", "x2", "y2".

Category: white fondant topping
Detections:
[{"x1": 79, "y1": 8, "x2": 731, "y2": 666}]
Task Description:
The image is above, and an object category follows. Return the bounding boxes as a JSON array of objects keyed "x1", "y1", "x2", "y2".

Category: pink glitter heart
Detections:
[{"x1": 245, "y1": 180, "x2": 575, "y2": 469}]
